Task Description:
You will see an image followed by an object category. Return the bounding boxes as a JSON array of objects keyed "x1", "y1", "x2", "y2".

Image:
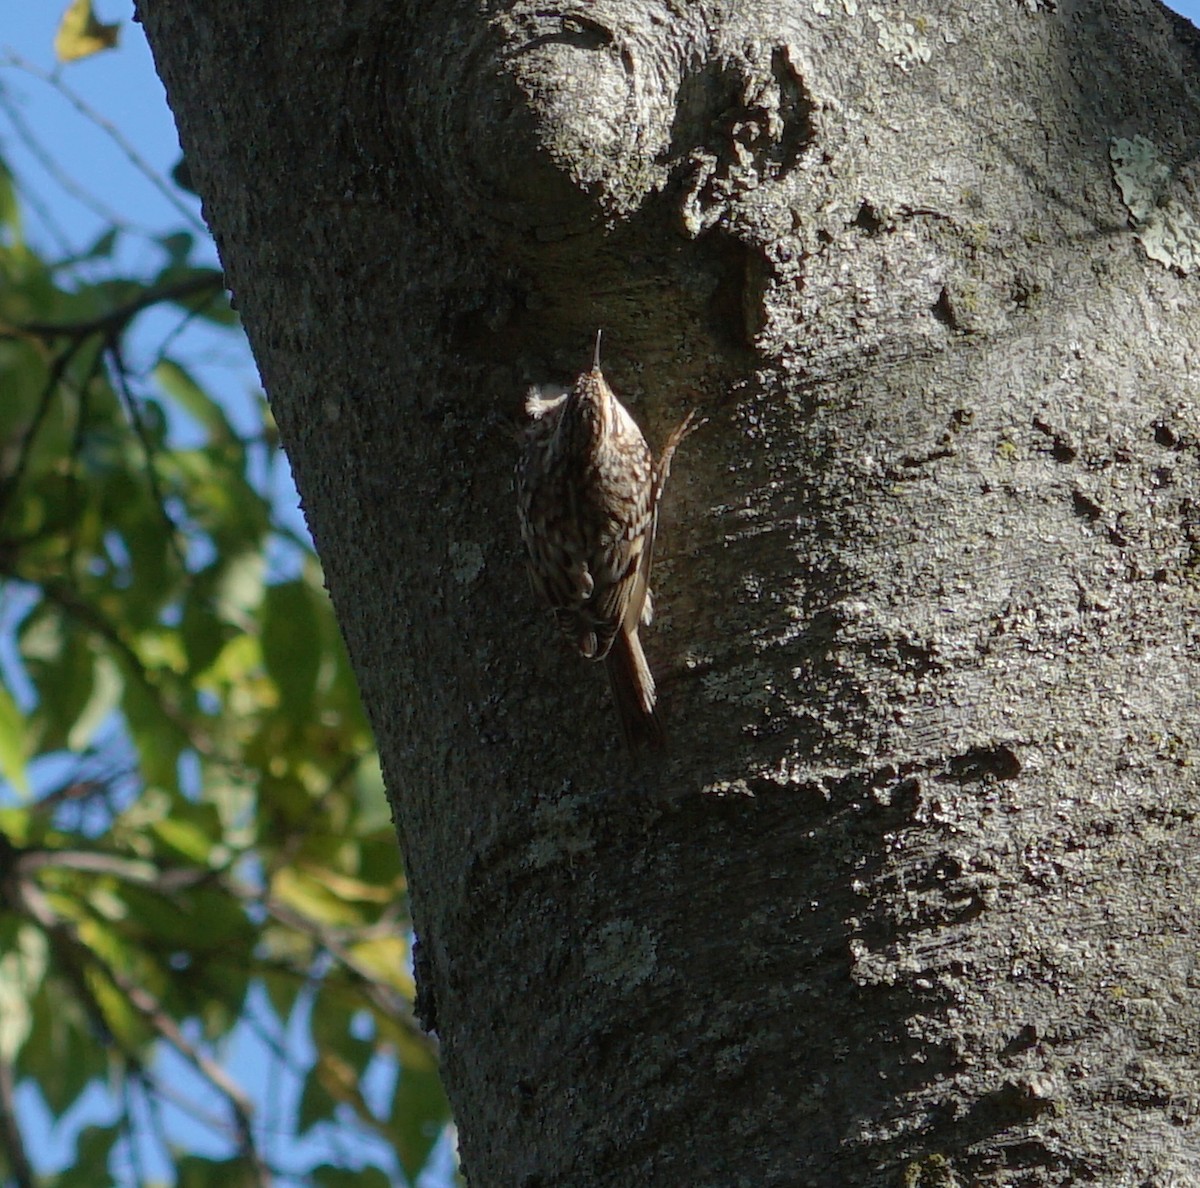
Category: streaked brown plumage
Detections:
[{"x1": 516, "y1": 334, "x2": 694, "y2": 749}]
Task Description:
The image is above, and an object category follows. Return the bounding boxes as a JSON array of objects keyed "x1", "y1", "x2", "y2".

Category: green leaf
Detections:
[
  {"x1": 76, "y1": 950, "x2": 151, "y2": 1052},
  {"x1": 149, "y1": 816, "x2": 216, "y2": 865},
  {"x1": 116, "y1": 883, "x2": 248, "y2": 953},
  {"x1": 121, "y1": 677, "x2": 183, "y2": 792},
  {"x1": 155, "y1": 358, "x2": 238, "y2": 443},
  {"x1": 215, "y1": 550, "x2": 266, "y2": 621},
  {"x1": 390, "y1": 1068, "x2": 450, "y2": 1183},
  {"x1": 0, "y1": 683, "x2": 30, "y2": 797},
  {"x1": 260, "y1": 969, "x2": 301, "y2": 1026},
  {"x1": 67, "y1": 652, "x2": 123, "y2": 751},
  {"x1": 298, "y1": 1064, "x2": 338, "y2": 1136},
  {"x1": 272, "y1": 867, "x2": 364, "y2": 928},
  {"x1": 170, "y1": 153, "x2": 198, "y2": 196},
  {"x1": 176, "y1": 1153, "x2": 260, "y2": 1188},
  {"x1": 353, "y1": 754, "x2": 393, "y2": 834},
  {"x1": 23, "y1": 619, "x2": 96, "y2": 758},
  {"x1": 262, "y1": 581, "x2": 320, "y2": 719},
  {"x1": 191, "y1": 970, "x2": 246, "y2": 1041},
  {"x1": 20, "y1": 981, "x2": 99, "y2": 1112},
  {"x1": 0, "y1": 162, "x2": 20, "y2": 243},
  {"x1": 177, "y1": 282, "x2": 237, "y2": 327},
  {"x1": 117, "y1": 517, "x2": 173, "y2": 627},
  {"x1": 158, "y1": 231, "x2": 194, "y2": 265},
  {"x1": 346, "y1": 936, "x2": 413, "y2": 997},
  {"x1": 0, "y1": 924, "x2": 47, "y2": 1060},
  {"x1": 313, "y1": 1023, "x2": 373, "y2": 1078},
  {"x1": 150, "y1": 263, "x2": 236, "y2": 327},
  {"x1": 0, "y1": 343, "x2": 43, "y2": 442},
  {"x1": 181, "y1": 592, "x2": 229, "y2": 676},
  {"x1": 171, "y1": 451, "x2": 270, "y2": 551},
  {"x1": 0, "y1": 808, "x2": 32, "y2": 848},
  {"x1": 57, "y1": 1124, "x2": 119, "y2": 1187},
  {"x1": 84, "y1": 226, "x2": 119, "y2": 260},
  {"x1": 312, "y1": 1165, "x2": 393, "y2": 1188}
]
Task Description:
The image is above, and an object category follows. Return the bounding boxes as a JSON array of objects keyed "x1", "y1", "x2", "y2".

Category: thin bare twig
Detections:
[
  {"x1": 7, "y1": 271, "x2": 224, "y2": 342},
  {"x1": 0, "y1": 53, "x2": 206, "y2": 234},
  {"x1": 260, "y1": 894, "x2": 425, "y2": 1041},
  {"x1": 0, "y1": 271, "x2": 223, "y2": 526},
  {"x1": 0, "y1": 86, "x2": 138, "y2": 233},
  {"x1": 0, "y1": 333, "x2": 88, "y2": 524},
  {"x1": 102, "y1": 961, "x2": 274, "y2": 1185},
  {"x1": 107, "y1": 336, "x2": 190, "y2": 574},
  {"x1": 0, "y1": 155, "x2": 73, "y2": 255},
  {"x1": 11, "y1": 875, "x2": 271, "y2": 1185},
  {"x1": 63, "y1": 343, "x2": 107, "y2": 576},
  {"x1": 135, "y1": 1067, "x2": 173, "y2": 1172},
  {"x1": 14, "y1": 846, "x2": 213, "y2": 893},
  {"x1": 120, "y1": 1072, "x2": 149, "y2": 1188}
]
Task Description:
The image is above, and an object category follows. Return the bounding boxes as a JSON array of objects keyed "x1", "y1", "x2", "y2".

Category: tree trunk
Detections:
[{"x1": 140, "y1": 0, "x2": 1200, "y2": 1182}]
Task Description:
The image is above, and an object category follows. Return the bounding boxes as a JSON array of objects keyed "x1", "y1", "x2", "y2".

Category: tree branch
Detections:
[
  {"x1": 4, "y1": 272, "x2": 224, "y2": 344},
  {"x1": 13, "y1": 846, "x2": 214, "y2": 894},
  {"x1": 106, "y1": 336, "x2": 190, "y2": 573},
  {"x1": 0, "y1": 52, "x2": 207, "y2": 234}
]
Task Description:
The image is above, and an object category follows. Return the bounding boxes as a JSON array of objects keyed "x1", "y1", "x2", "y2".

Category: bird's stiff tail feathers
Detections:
[{"x1": 605, "y1": 627, "x2": 666, "y2": 750}]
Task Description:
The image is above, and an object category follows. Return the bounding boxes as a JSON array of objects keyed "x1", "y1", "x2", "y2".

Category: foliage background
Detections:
[{"x1": 0, "y1": 4, "x2": 454, "y2": 1185}]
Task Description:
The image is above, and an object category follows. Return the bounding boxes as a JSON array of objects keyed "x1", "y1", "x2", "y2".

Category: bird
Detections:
[{"x1": 516, "y1": 332, "x2": 695, "y2": 749}]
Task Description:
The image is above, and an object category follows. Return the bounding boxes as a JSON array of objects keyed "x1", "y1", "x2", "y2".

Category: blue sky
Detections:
[{"x1": 2, "y1": 0, "x2": 1198, "y2": 1183}]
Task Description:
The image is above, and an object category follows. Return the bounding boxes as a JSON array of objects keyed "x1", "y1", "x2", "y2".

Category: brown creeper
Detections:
[{"x1": 516, "y1": 333, "x2": 695, "y2": 749}]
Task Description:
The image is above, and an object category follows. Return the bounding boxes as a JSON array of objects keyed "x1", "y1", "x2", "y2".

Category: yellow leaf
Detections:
[
  {"x1": 0, "y1": 684, "x2": 29, "y2": 798},
  {"x1": 54, "y1": 0, "x2": 120, "y2": 63},
  {"x1": 272, "y1": 867, "x2": 362, "y2": 927},
  {"x1": 303, "y1": 867, "x2": 396, "y2": 905},
  {"x1": 345, "y1": 936, "x2": 414, "y2": 996},
  {"x1": 0, "y1": 926, "x2": 47, "y2": 1061}
]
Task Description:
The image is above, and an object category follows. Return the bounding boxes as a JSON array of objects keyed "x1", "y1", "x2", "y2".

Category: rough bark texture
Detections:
[{"x1": 141, "y1": 0, "x2": 1200, "y2": 1183}]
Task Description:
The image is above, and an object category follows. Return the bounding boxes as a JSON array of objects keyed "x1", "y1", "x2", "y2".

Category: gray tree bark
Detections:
[{"x1": 140, "y1": 0, "x2": 1200, "y2": 1182}]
